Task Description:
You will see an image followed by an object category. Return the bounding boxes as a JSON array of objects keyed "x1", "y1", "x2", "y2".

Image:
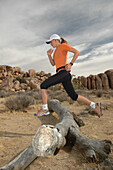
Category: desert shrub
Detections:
[
  {"x1": 26, "y1": 90, "x2": 42, "y2": 100},
  {"x1": 0, "y1": 85, "x2": 4, "y2": 91},
  {"x1": 49, "y1": 84, "x2": 62, "y2": 91},
  {"x1": 0, "y1": 90, "x2": 14, "y2": 98},
  {"x1": 5, "y1": 94, "x2": 35, "y2": 111},
  {"x1": 109, "y1": 91, "x2": 113, "y2": 97},
  {"x1": 72, "y1": 80, "x2": 81, "y2": 90},
  {"x1": 96, "y1": 90, "x2": 103, "y2": 98}
]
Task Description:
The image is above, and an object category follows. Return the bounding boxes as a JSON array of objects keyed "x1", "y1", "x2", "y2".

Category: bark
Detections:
[
  {"x1": 48, "y1": 100, "x2": 111, "y2": 163},
  {"x1": 0, "y1": 100, "x2": 112, "y2": 170},
  {"x1": 0, "y1": 145, "x2": 36, "y2": 170}
]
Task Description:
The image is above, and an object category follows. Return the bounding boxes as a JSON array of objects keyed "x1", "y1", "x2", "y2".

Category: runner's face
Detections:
[{"x1": 50, "y1": 39, "x2": 57, "y2": 48}]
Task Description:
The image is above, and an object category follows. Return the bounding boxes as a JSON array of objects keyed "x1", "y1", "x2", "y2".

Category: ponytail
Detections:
[{"x1": 60, "y1": 37, "x2": 67, "y2": 44}]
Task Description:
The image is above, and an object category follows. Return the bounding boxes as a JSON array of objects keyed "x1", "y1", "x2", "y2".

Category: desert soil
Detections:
[{"x1": 0, "y1": 89, "x2": 113, "y2": 170}]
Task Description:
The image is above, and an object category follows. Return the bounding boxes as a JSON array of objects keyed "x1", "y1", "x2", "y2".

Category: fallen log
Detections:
[
  {"x1": 0, "y1": 100, "x2": 112, "y2": 170},
  {"x1": 48, "y1": 100, "x2": 112, "y2": 163}
]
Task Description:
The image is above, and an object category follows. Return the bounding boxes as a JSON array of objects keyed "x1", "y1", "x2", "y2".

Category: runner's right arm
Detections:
[{"x1": 47, "y1": 49, "x2": 55, "y2": 66}]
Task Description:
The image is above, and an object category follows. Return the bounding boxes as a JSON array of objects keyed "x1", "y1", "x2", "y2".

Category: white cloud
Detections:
[
  {"x1": 0, "y1": 0, "x2": 113, "y2": 76},
  {"x1": 71, "y1": 42, "x2": 113, "y2": 77}
]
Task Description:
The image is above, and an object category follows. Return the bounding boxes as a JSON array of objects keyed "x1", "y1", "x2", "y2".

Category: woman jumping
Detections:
[{"x1": 34, "y1": 34, "x2": 101, "y2": 118}]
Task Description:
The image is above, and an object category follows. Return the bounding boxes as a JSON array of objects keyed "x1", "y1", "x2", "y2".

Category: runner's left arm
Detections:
[{"x1": 65, "y1": 48, "x2": 79, "y2": 71}]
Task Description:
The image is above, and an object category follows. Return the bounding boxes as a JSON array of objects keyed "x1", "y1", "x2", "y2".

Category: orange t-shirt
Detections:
[{"x1": 53, "y1": 43, "x2": 72, "y2": 70}]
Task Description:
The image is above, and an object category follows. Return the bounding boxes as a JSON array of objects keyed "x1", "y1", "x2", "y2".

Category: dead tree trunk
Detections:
[
  {"x1": 48, "y1": 100, "x2": 112, "y2": 162},
  {"x1": 0, "y1": 100, "x2": 112, "y2": 170}
]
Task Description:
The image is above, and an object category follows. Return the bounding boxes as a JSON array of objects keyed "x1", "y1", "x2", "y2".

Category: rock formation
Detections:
[
  {"x1": 73, "y1": 69, "x2": 113, "y2": 90},
  {"x1": 0, "y1": 65, "x2": 113, "y2": 91},
  {"x1": 0, "y1": 65, "x2": 51, "y2": 92}
]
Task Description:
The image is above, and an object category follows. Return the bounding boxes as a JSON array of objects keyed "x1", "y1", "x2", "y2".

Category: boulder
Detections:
[
  {"x1": 7, "y1": 71, "x2": 13, "y2": 77},
  {"x1": 27, "y1": 86, "x2": 31, "y2": 91},
  {"x1": 105, "y1": 70, "x2": 113, "y2": 89},
  {"x1": 0, "y1": 65, "x2": 6, "y2": 72},
  {"x1": 10, "y1": 88, "x2": 15, "y2": 92},
  {"x1": 45, "y1": 73, "x2": 51, "y2": 78},
  {"x1": 29, "y1": 78, "x2": 40, "y2": 90},
  {"x1": 81, "y1": 76, "x2": 87, "y2": 88},
  {"x1": 3, "y1": 72, "x2": 7, "y2": 77},
  {"x1": 20, "y1": 83, "x2": 28, "y2": 90},
  {"x1": 26, "y1": 80, "x2": 30, "y2": 85},
  {"x1": 95, "y1": 75, "x2": 102, "y2": 90},
  {"x1": 23, "y1": 72, "x2": 29, "y2": 78},
  {"x1": 29, "y1": 69, "x2": 36, "y2": 77},
  {"x1": 87, "y1": 77, "x2": 91, "y2": 90},
  {"x1": 1, "y1": 70, "x2": 5, "y2": 74},
  {"x1": 1, "y1": 76, "x2": 13, "y2": 91},
  {"x1": 13, "y1": 80, "x2": 20, "y2": 91},
  {"x1": 77, "y1": 77, "x2": 82, "y2": 87},
  {"x1": 40, "y1": 71, "x2": 45, "y2": 76},
  {"x1": 98, "y1": 73, "x2": 109, "y2": 90},
  {"x1": 13, "y1": 67, "x2": 21, "y2": 73},
  {"x1": 6, "y1": 65, "x2": 13, "y2": 72},
  {"x1": 91, "y1": 75, "x2": 96, "y2": 89},
  {"x1": 0, "y1": 73, "x2": 2, "y2": 78}
]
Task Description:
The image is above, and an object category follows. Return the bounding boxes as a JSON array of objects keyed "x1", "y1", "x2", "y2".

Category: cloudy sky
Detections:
[{"x1": 0, "y1": 0, "x2": 113, "y2": 77}]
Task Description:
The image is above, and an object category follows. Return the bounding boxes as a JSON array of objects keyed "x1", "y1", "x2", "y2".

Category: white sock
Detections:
[
  {"x1": 90, "y1": 102, "x2": 96, "y2": 109},
  {"x1": 42, "y1": 104, "x2": 48, "y2": 110}
]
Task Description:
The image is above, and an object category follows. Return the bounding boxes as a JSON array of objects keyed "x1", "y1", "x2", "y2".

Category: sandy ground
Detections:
[{"x1": 0, "y1": 90, "x2": 113, "y2": 170}]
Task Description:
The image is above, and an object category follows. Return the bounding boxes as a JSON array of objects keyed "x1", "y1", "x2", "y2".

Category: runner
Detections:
[{"x1": 34, "y1": 34, "x2": 101, "y2": 118}]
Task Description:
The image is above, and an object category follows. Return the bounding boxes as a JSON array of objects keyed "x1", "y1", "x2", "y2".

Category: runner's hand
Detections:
[
  {"x1": 65, "y1": 64, "x2": 72, "y2": 71},
  {"x1": 47, "y1": 49, "x2": 53, "y2": 56}
]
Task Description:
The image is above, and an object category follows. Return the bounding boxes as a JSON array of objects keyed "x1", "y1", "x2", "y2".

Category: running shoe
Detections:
[
  {"x1": 94, "y1": 102, "x2": 102, "y2": 118},
  {"x1": 34, "y1": 108, "x2": 50, "y2": 117}
]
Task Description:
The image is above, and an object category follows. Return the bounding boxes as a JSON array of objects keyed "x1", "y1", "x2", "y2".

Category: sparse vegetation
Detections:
[
  {"x1": 27, "y1": 90, "x2": 42, "y2": 100},
  {"x1": 96, "y1": 90, "x2": 103, "y2": 97},
  {"x1": 49, "y1": 84, "x2": 62, "y2": 91},
  {"x1": 72, "y1": 80, "x2": 81, "y2": 90},
  {"x1": 0, "y1": 85, "x2": 4, "y2": 91},
  {"x1": 5, "y1": 94, "x2": 35, "y2": 112},
  {"x1": 0, "y1": 90, "x2": 13, "y2": 98}
]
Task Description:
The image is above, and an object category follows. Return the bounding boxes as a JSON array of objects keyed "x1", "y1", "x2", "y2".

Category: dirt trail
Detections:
[{"x1": 0, "y1": 92, "x2": 113, "y2": 169}]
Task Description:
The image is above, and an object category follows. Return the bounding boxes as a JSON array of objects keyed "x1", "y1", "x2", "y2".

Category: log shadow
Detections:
[
  {"x1": 79, "y1": 107, "x2": 103, "y2": 117},
  {"x1": 0, "y1": 131, "x2": 35, "y2": 138},
  {"x1": 35, "y1": 111, "x2": 59, "y2": 126}
]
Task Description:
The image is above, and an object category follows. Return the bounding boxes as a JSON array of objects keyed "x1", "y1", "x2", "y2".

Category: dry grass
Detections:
[
  {"x1": 5, "y1": 94, "x2": 35, "y2": 112},
  {"x1": 95, "y1": 90, "x2": 103, "y2": 98},
  {"x1": 0, "y1": 90, "x2": 14, "y2": 98}
]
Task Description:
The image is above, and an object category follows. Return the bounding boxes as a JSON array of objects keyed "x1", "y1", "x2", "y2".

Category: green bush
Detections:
[{"x1": 5, "y1": 94, "x2": 35, "y2": 111}]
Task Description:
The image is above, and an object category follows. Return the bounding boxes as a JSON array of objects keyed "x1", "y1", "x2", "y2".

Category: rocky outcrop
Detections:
[
  {"x1": 98, "y1": 73, "x2": 109, "y2": 90},
  {"x1": 73, "y1": 69, "x2": 113, "y2": 90},
  {"x1": 29, "y1": 69, "x2": 36, "y2": 77},
  {"x1": 0, "y1": 65, "x2": 51, "y2": 92},
  {"x1": 87, "y1": 76, "x2": 91, "y2": 90},
  {"x1": 81, "y1": 76, "x2": 87, "y2": 88},
  {"x1": 1, "y1": 76, "x2": 14, "y2": 91},
  {"x1": 0, "y1": 65, "x2": 113, "y2": 91},
  {"x1": 95, "y1": 75, "x2": 102, "y2": 90},
  {"x1": 91, "y1": 75, "x2": 96, "y2": 89},
  {"x1": 105, "y1": 70, "x2": 113, "y2": 89}
]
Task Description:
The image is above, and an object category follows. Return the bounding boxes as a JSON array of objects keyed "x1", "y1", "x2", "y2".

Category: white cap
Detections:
[{"x1": 46, "y1": 34, "x2": 61, "y2": 44}]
